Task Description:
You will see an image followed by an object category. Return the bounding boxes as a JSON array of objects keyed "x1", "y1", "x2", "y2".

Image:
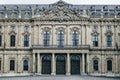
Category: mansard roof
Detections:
[{"x1": 0, "y1": 0, "x2": 120, "y2": 21}]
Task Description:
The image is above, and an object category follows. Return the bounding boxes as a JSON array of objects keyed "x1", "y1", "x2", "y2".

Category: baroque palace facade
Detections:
[{"x1": 0, "y1": 0, "x2": 120, "y2": 76}]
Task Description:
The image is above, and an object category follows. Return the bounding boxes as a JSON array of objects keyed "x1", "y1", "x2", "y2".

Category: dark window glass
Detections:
[
  {"x1": 24, "y1": 35, "x2": 29, "y2": 47},
  {"x1": 58, "y1": 31, "x2": 64, "y2": 47},
  {"x1": 10, "y1": 60, "x2": 15, "y2": 71},
  {"x1": 72, "y1": 31, "x2": 79, "y2": 46},
  {"x1": 106, "y1": 35, "x2": 112, "y2": 47},
  {"x1": 0, "y1": 60, "x2": 1, "y2": 70},
  {"x1": 23, "y1": 60, "x2": 28, "y2": 71},
  {"x1": 43, "y1": 31, "x2": 50, "y2": 46},
  {"x1": 93, "y1": 60, "x2": 98, "y2": 71},
  {"x1": 10, "y1": 35, "x2": 15, "y2": 47},
  {"x1": 107, "y1": 60, "x2": 112, "y2": 71},
  {"x1": 0, "y1": 35, "x2": 2, "y2": 46},
  {"x1": 93, "y1": 35, "x2": 98, "y2": 47}
]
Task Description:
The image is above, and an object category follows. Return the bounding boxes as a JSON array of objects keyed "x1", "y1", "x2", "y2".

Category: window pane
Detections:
[
  {"x1": 24, "y1": 35, "x2": 29, "y2": 47},
  {"x1": 0, "y1": 60, "x2": 1, "y2": 71},
  {"x1": 107, "y1": 60, "x2": 112, "y2": 71},
  {"x1": 106, "y1": 35, "x2": 112, "y2": 47},
  {"x1": 0, "y1": 35, "x2": 2, "y2": 46},
  {"x1": 23, "y1": 60, "x2": 28, "y2": 71},
  {"x1": 10, "y1": 60, "x2": 15, "y2": 71},
  {"x1": 93, "y1": 60, "x2": 98, "y2": 71},
  {"x1": 93, "y1": 35, "x2": 98, "y2": 47},
  {"x1": 43, "y1": 31, "x2": 50, "y2": 46},
  {"x1": 58, "y1": 31, "x2": 64, "y2": 47},
  {"x1": 72, "y1": 31, "x2": 79, "y2": 46},
  {"x1": 10, "y1": 35, "x2": 15, "y2": 47}
]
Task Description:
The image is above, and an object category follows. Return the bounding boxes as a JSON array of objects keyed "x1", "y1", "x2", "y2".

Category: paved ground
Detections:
[{"x1": 0, "y1": 75, "x2": 119, "y2": 80}]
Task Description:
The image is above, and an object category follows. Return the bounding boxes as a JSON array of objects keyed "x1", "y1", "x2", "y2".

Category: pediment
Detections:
[{"x1": 33, "y1": 0, "x2": 89, "y2": 21}]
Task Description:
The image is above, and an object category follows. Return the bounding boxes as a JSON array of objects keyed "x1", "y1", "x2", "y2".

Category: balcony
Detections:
[{"x1": 32, "y1": 45, "x2": 90, "y2": 49}]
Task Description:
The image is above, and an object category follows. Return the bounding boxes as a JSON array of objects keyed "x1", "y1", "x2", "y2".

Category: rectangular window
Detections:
[
  {"x1": 43, "y1": 31, "x2": 50, "y2": 46},
  {"x1": 0, "y1": 35, "x2": 2, "y2": 46},
  {"x1": 0, "y1": 60, "x2": 1, "y2": 71},
  {"x1": 24, "y1": 35, "x2": 29, "y2": 47},
  {"x1": 107, "y1": 35, "x2": 112, "y2": 47},
  {"x1": 10, "y1": 35, "x2": 15, "y2": 47},
  {"x1": 93, "y1": 35, "x2": 98, "y2": 47},
  {"x1": 58, "y1": 31, "x2": 64, "y2": 47},
  {"x1": 10, "y1": 60, "x2": 15, "y2": 71}
]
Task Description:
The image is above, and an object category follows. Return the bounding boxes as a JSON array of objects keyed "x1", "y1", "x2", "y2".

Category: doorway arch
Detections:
[
  {"x1": 56, "y1": 55, "x2": 66, "y2": 74},
  {"x1": 71, "y1": 55, "x2": 80, "y2": 74},
  {"x1": 42, "y1": 55, "x2": 51, "y2": 74}
]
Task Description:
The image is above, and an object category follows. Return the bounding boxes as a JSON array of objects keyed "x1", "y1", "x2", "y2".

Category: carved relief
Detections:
[{"x1": 33, "y1": 0, "x2": 86, "y2": 21}]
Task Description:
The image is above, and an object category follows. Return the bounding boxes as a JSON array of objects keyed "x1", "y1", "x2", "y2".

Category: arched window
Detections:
[
  {"x1": 93, "y1": 35, "x2": 98, "y2": 47},
  {"x1": 0, "y1": 35, "x2": 2, "y2": 46},
  {"x1": 72, "y1": 31, "x2": 79, "y2": 46},
  {"x1": 93, "y1": 59, "x2": 99, "y2": 71},
  {"x1": 58, "y1": 31, "x2": 64, "y2": 47},
  {"x1": 43, "y1": 31, "x2": 50, "y2": 46},
  {"x1": 10, "y1": 60, "x2": 15, "y2": 71},
  {"x1": 106, "y1": 35, "x2": 112, "y2": 47},
  {"x1": 24, "y1": 35, "x2": 29, "y2": 47},
  {"x1": 10, "y1": 35, "x2": 15, "y2": 47},
  {"x1": 107, "y1": 60, "x2": 112, "y2": 71},
  {"x1": 23, "y1": 60, "x2": 28, "y2": 71}
]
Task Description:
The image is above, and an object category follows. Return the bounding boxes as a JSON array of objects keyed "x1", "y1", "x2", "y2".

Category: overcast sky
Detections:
[{"x1": 0, "y1": 0, "x2": 120, "y2": 4}]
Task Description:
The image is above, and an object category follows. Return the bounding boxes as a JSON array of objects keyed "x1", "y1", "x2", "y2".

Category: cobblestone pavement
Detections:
[{"x1": 0, "y1": 75, "x2": 119, "y2": 80}]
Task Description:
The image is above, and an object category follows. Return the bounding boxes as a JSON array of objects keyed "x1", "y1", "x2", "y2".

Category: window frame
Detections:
[
  {"x1": 24, "y1": 35, "x2": 29, "y2": 47},
  {"x1": 43, "y1": 31, "x2": 50, "y2": 46},
  {"x1": 10, "y1": 35, "x2": 15, "y2": 47},
  {"x1": 72, "y1": 31, "x2": 79, "y2": 46},
  {"x1": 58, "y1": 30, "x2": 64, "y2": 47}
]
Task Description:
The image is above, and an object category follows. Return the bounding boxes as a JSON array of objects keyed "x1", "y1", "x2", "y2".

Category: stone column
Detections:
[
  {"x1": 51, "y1": 53, "x2": 56, "y2": 75},
  {"x1": 87, "y1": 54, "x2": 89, "y2": 74},
  {"x1": 116, "y1": 54, "x2": 118, "y2": 73},
  {"x1": 82, "y1": 53, "x2": 85, "y2": 74},
  {"x1": 33, "y1": 53, "x2": 35, "y2": 73},
  {"x1": 37, "y1": 53, "x2": 41, "y2": 75},
  {"x1": 66, "y1": 53, "x2": 70, "y2": 75}
]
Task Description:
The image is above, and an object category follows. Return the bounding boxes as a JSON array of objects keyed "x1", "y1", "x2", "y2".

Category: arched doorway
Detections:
[
  {"x1": 107, "y1": 59, "x2": 112, "y2": 71},
  {"x1": 71, "y1": 55, "x2": 80, "y2": 74},
  {"x1": 42, "y1": 55, "x2": 51, "y2": 74},
  {"x1": 56, "y1": 55, "x2": 66, "y2": 74}
]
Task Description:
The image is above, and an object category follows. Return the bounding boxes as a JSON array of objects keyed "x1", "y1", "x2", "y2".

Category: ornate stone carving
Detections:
[{"x1": 33, "y1": 0, "x2": 88, "y2": 21}]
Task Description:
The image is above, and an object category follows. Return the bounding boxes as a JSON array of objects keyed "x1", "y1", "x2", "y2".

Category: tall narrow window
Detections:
[
  {"x1": 24, "y1": 35, "x2": 29, "y2": 47},
  {"x1": 106, "y1": 35, "x2": 112, "y2": 47},
  {"x1": 93, "y1": 35, "x2": 98, "y2": 47},
  {"x1": 43, "y1": 31, "x2": 50, "y2": 46},
  {"x1": 23, "y1": 60, "x2": 28, "y2": 71},
  {"x1": 10, "y1": 60, "x2": 15, "y2": 71},
  {"x1": 0, "y1": 35, "x2": 2, "y2": 46},
  {"x1": 107, "y1": 60, "x2": 112, "y2": 71},
  {"x1": 58, "y1": 31, "x2": 64, "y2": 47},
  {"x1": 93, "y1": 60, "x2": 98, "y2": 71},
  {"x1": 72, "y1": 31, "x2": 79, "y2": 46},
  {"x1": 10, "y1": 35, "x2": 15, "y2": 47}
]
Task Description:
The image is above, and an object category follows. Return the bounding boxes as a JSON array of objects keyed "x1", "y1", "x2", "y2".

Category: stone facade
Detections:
[{"x1": 0, "y1": 0, "x2": 120, "y2": 76}]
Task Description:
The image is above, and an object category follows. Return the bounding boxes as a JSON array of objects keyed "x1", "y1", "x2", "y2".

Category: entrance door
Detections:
[
  {"x1": 71, "y1": 55, "x2": 80, "y2": 74},
  {"x1": 56, "y1": 55, "x2": 66, "y2": 74},
  {"x1": 42, "y1": 55, "x2": 51, "y2": 74}
]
